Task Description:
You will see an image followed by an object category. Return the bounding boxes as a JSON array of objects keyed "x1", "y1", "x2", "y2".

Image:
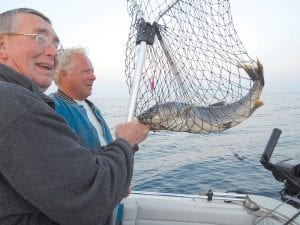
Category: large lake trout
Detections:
[{"x1": 137, "y1": 60, "x2": 264, "y2": 133}]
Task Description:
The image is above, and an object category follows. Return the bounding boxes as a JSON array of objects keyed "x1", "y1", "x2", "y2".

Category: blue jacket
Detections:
[{"x1": 50, "y1": 90, "x2": 113, "y2": 148}]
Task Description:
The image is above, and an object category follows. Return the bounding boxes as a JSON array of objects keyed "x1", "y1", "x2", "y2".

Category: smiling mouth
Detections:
[{"x1": 36, "y1": 63, "x2": 53, "y2": 70}]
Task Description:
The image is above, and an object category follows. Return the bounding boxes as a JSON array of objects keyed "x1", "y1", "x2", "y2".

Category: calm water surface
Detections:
[{"x1": 93, "y1": 92, "x2": 300, "y2": 199}]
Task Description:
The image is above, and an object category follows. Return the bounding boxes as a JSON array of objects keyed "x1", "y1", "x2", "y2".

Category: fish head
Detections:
[{"x1": 137, "y1": 102, "x2": 180, "y2": 130}]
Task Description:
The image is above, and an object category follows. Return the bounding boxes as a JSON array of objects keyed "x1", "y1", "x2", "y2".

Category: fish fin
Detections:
[
  {"x1": 223, "y1": 122, "x2": 232, "y2": 129},
  {"x1": 182, "y1": 103, "x2": 196, "y2": 115},
  {"x1": 254, "y1": 99, "x2": 264, "y2": 109},
  {"x1": 209, "y1": 101, "x2": 225, "y2": 107},
  {"x1": 237, "y1": 59, "x2": 264, "y2": 86}
]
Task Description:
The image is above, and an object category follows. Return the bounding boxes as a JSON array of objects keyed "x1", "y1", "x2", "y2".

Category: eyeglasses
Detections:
[{"x1": 0, "y1": 32, "x2": 63, "y2": 51}]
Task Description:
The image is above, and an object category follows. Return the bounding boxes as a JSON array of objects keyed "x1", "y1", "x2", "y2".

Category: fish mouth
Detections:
[
  {"x1": 138, "y1": 119, "x2": 168, "y2": 131},
  {"x1": 149, "y1": 124, "x2": 169, "y2": 131}
]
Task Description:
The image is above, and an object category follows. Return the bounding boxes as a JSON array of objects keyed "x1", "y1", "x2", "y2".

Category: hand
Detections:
[{"x1": 115, "y1": 118, "x2": 149, "y2": 147}]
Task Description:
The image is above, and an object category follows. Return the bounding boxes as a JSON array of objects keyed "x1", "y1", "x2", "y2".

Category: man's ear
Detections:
[
  {"x1": 59, "y1": 70, "x2": 69, "y2": 84},
  {"x1": 0, "y1": 34, "x2": 9, "y2": 60},
  {"x1": 0, "y1": 35, "x2": 8, "y2": 60},
  {"x1": 0, "y1": 35, "x2": 4, "y2": 48}
]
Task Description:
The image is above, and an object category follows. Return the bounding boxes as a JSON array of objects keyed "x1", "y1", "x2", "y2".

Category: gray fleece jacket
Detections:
[{"x1": 0, "y1": 64, "x2": 134, "y2": 225}]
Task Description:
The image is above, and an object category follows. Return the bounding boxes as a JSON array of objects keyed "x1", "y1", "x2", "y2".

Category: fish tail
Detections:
[
  {"x1": 238, "y1": 59, "x2": 264, "y2": 86},
  {"x1": 255, "y1": 59, "x2": 265, "y2": 86}
]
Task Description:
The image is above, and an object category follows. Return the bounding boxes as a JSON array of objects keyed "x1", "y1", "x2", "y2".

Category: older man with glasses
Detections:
[{"x1": 0, "y1": 8, "x2": 149, "y2": 225}]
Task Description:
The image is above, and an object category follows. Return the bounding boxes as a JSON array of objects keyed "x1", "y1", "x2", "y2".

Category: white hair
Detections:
[
  {"x1": 0, "y1": 8, "x2": 51, "y2": 33},
  {"x1": 53, "y1": 47, "x2": 88, "y2": 85}
]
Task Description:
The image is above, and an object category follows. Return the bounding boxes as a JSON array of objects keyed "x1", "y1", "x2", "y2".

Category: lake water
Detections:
[{"x1": 93, "y1": 92, "x2": 300, "y2": 199}]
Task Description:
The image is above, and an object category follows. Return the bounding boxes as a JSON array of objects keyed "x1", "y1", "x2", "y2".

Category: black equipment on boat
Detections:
[{"x1": 260, "y1": 128, "x2": 300, "y2": 208}]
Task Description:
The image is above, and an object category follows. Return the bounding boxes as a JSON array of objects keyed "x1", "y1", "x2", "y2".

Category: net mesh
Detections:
[{"x1": 125, "y1": 0, "x2": 262, "y2": 133}]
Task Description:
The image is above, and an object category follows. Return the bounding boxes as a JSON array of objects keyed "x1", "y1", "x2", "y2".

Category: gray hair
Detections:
[
  {"x1": 54, "y1": 47, "x2": 88, "y2": 85},
  {"x1": 0, "y1": 8, "x2": 51, "y2": 33}
]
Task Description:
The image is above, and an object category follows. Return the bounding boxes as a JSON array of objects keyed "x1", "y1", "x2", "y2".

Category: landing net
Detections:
[{"x1": 125, "y1": 0, "x2": 259, "y2": 132}]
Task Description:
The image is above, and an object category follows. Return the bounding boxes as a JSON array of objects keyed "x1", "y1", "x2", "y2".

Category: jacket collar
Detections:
[
  {"x1": 56, "y1": 89, "x2": 77, "y2": 104},
  {"x1": 0, "y1": 63, "x2": 55, "y2": 108},
  {"x1": 56, "y1": 89, "x2": 95, "y2": 109},
  {"x1": 0, "y1": 63, "x2": 40, "y2": 92}
]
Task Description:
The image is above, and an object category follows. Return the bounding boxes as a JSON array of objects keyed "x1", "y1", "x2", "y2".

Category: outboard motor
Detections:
[{"x1": 260, "y1": 128, "x2": 300, "y2": 208}]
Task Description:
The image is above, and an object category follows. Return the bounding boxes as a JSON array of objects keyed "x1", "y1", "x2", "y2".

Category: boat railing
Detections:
[{"x1": 132, "y1": 190, "x2": 247, "y2": 202}]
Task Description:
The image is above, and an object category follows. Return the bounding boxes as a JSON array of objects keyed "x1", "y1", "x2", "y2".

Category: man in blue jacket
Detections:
[
  {"x1": 50, "y1": 47, "x2": 113, "y2": 149},
  {"x1": 0, "y1": 8, "x2": 149, "y2": 225}
]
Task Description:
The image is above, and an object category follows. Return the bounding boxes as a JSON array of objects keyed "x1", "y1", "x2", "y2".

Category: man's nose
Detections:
[
  {"x1": 90, "y1": 73, "x2": 96, "y2": 81},
  {"x1": 45, "y1": 44, "x2": 59, "y2": 58}
]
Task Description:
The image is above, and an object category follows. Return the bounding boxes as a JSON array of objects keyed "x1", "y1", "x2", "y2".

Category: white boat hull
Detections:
[{"x1": 110, "y1": 191, "x2": 300, "y2": 225}]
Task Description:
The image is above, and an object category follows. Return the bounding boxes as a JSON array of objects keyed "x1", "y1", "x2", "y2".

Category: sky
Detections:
[{"x1": 2, "y1": 0, "x2": 300, "y2": 98}]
